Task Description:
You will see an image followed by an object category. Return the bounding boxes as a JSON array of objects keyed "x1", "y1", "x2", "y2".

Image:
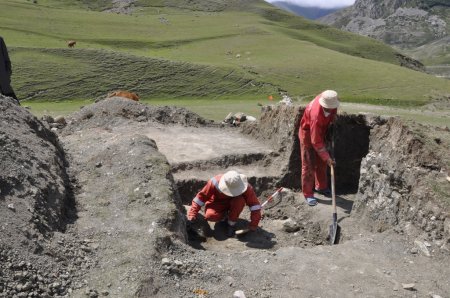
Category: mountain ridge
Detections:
[
  {"x1": 319, "y1": 0, "x2": 450, "y2": 67},
  {"x1": 268, "y1": 1, "x2": 341, "y2": 19}
]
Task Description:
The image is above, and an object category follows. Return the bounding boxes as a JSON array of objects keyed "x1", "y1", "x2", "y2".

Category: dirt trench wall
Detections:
[
  {"x1": 240, "y1": 105, "x2": 303, "y2": 189},
  {"x1": 353, "y1": 117, "x2": 450, "y2": 243},
  {"x1": 0, "y1": 95, "x2": 72, "y2": 242},
  {"x1": 332, "y1": 114, "x2": 371, "y2": 192}
]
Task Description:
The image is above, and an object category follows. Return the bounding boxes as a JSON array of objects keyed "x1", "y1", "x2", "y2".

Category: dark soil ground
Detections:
[{"x1": 1, "y1": 95, "x2": 449, "y2": 298}]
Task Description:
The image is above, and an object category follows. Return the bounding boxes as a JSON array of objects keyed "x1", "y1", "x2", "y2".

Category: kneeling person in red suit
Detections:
[{"x1": 187, "y1": 170, "x2": 262, "y2": 237}]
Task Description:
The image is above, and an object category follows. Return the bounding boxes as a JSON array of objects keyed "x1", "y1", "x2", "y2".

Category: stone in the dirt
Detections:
[
  {"x1": 402, "y1": 283, "x2": 415, "y2": 290},
  {"x1": 161, "y1": 258, "x2": 171, "y2": 266},
  {"x1": 7, "y1": 203, "x2": 15, "y2": 211},
  {"x1": 414, "y1": 240, "x2": 431, "y2": 257},
  {"x1": 410, "y1": 247, "x2": 418, "y2": 254},
  {"x1": 233, "y1": 290, "x2": 246, "y2": 298},
  {"x1": 282, "y1": 218, "x2": 300, "y2": 233},
  {"x1": 54, "y1": 115, "x2": 66, "y2": 125}
]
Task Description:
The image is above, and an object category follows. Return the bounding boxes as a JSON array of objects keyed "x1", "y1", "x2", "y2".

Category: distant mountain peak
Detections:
[
  {"x1": 319, "y1": 0, "x2": 450, "y2": 67},
  {"x1": 269, "y1": 1, "x2": 343, "y2": 19}
]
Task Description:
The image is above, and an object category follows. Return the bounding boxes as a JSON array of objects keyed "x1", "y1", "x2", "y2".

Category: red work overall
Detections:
[
  {"x1": 299, "y1": 94, "x2": 336, "y2": 199},
  {"x1": 188, "y1": 174, "x2": 262, "y2": 230}
]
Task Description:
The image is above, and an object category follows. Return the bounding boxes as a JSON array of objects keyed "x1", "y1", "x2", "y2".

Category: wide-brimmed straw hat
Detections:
[
  {"x1": 319, "y1": 90, "x2": 340, "y2": 109},
  {"x1": 218, "y1": 170, "x2": 248, "y2": 197}
]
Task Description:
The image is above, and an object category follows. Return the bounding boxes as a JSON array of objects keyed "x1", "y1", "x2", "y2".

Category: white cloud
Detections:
[{"x1": 266, "y1": 0, "x2": 355, "y2": 9}]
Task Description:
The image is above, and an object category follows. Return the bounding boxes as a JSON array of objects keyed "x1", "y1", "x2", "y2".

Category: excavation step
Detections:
[{"x1": 143, "y1": 125, "x2": 274, "y2": 164}]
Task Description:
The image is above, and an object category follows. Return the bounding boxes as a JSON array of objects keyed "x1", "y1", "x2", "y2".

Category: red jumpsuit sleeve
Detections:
[
  {"x1": 310, "y1": 119, "x2": 331, "y2": 162},
  {"x1": 187, "y1": 179, "x2": 215, "y2": 220},
  {"x1": 244, "y1": 186, "x2": 262, "y2": 230}
]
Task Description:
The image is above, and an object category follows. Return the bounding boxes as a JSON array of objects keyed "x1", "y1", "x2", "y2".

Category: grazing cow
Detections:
[
  {"x1": 67, "y1": 40, "x2": 76, "y2": 48},
  {"x1": 107, "y1": 90, "x2": 140, "y2": 101}
]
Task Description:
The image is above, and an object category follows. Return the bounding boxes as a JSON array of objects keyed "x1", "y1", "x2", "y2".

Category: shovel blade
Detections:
[
  {"x1": 329, "y1": 222, "x2": 337, "y2": 245},
  {"x1": 329, "y1": 213, "x2": 340, "y2": 245}
]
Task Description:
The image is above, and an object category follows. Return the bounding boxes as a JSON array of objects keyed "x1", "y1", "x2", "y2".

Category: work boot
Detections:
[{"x1": 226, "y1": 224, "x2": 235, "y2": 238}]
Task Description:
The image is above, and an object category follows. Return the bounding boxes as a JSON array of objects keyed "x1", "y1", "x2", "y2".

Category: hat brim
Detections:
[
  {"x1": 319, "y1": 96, "x2": 340, "y2": 109},
  {"x1": 218, "y1": 174, "x2": 248, "y2": 197}
]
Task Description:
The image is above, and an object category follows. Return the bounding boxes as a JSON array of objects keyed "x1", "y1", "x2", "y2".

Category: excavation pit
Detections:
[
  {"x1": 168, "y1": 105, "x2": 373, "y2": 251},
  {"x1": 3, "y1": 98, "x2": 450, "y2": 297}
]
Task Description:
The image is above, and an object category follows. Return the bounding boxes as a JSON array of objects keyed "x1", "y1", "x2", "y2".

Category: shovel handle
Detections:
[{"x1": 331, "y1": 165, "x2": 337, "y2": 214}]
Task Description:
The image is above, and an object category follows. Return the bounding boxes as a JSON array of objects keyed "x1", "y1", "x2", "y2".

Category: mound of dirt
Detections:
[
  {"x1": 0, "y1": 95, "x2": 71, "y2": 241},
  {"x1": 63, "y1": 97, "x2": 212, "y2": 135},
  {"x1": 0, "y1": 95, "x2": 89, "y2": 297}
]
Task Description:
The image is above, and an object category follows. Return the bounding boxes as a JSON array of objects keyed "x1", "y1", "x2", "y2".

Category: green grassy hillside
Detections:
[
  {"x1": 10, "y1": 48, "x2": 270, "y2": 100},
  {"x1": 1, "y1": 0, "x2": 449, "y2": 105}
]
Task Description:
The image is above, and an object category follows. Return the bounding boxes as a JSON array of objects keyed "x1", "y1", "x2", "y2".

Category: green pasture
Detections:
[{"x1": 1, "y1": 0, "x2": 450, "y2": 106}]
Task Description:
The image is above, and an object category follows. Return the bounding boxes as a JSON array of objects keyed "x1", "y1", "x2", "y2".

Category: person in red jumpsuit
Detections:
[
  {"x1": 299, "y1": 90, "x2": 340, "y2": 206},
  {"x1": 187, "y1": 170, "x2": 262, "y2": 237}
]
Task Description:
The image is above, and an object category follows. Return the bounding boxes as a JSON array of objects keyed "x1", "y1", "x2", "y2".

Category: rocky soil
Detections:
[{"x1": 1, "y1": 94, "x2": 450, "y2": 297}]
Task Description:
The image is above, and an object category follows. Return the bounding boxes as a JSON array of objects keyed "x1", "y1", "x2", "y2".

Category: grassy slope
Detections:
[{"x1": 1, "y1": 0, "x2": 449, "y2": 105}]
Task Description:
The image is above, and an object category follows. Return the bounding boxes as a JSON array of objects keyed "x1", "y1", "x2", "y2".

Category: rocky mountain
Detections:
[
  {"x1": 269, "y1": 1, "x2": 341, "y2": 19},
  {"x1": 319, "y1": 0, "x2": 450, "y2": 71}
]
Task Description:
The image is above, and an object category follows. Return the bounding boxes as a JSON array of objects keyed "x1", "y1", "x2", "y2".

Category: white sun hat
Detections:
[
  {"x1": 218, "y1": 170, "x2": 248, "y2": 197},
  {"x1": 318, "y1": 90, "x2": 340, "y2": 109}
]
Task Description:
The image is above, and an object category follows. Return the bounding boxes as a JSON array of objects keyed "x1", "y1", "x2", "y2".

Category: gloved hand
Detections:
[
  {"x1": 186, "y1": 217, "x2": 196, "y2": 229},
  {"x1": 327, "y1": 158, "x2": 336, "y2": 167},
  {"x1": 236, "y1": 226, "x2": 257, "y2": 236}
]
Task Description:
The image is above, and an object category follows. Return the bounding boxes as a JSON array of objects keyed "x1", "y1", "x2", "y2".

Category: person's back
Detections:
[{"x1": 0, "y1": 36, "x2": 18, "y2": 102}]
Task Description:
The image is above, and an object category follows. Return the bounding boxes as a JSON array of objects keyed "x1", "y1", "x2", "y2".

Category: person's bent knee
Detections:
[{"x1": 204, "y1": 212, "x2": 224, "y2": 222}]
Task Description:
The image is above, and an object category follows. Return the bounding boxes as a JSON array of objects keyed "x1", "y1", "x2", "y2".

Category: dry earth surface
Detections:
[{"x1": 1, "y1": 95, "x2": 450, "y2": 298}]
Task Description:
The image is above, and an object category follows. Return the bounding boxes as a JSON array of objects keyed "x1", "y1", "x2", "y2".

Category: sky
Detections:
[{"x1": 266, "y1": 0, "x2": 356, "y2": 9}]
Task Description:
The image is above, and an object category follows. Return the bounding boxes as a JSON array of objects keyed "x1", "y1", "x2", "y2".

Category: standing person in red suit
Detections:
[
  {"x1": 187, "y1": 170, "x2": 262, "y2": 237},
  {"x1": 299, "y1": 90, "x2": 340, "y2": 206}
]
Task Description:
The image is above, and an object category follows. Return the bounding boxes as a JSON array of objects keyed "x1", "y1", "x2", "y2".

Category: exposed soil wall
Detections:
[
  {"x1": 0, "y1": 95, "x2": 84, "y2": 297},
  {"x1": 353, "y1": 117, "x2": 450, "y2": 246},
  {"x1": 240, "y1": 105, "x2": 303, "y2": 190},
  {"x1": 332, "y1": 114, "x2": 371, "y2": 192},
  {"x1": 174, "y1": 152, "x2": 280, "y2": 204},
  {"x1": 0, "y1": 95, "x2": 73, "y2": 240}
]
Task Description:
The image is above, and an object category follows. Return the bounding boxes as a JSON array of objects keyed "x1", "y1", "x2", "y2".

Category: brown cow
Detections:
[
  {"x1": 67, "y1": 40, "x2": 76, "y2": 48},
  {"x1": 107, "y1": 90, "x2": 140, "y2": 101}
]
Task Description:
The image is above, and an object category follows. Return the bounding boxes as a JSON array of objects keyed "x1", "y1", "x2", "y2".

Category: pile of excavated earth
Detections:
[{"x1": 1, "y1": 94, "x2": 449, "y2": 298}]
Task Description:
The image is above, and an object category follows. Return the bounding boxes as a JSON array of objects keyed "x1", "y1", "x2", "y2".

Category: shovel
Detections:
[{"x1": 329, "y1": 164, "x2": 340, "y2": 244}]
